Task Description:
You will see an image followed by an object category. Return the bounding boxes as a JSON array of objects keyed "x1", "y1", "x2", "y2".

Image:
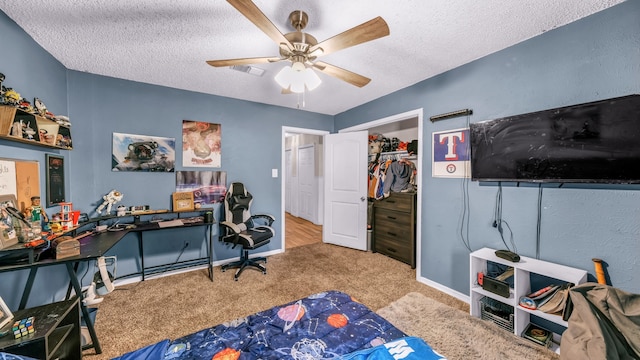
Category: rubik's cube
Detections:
[{"x1": 13, "y1": 317, "x2": 35, "y2": 339}]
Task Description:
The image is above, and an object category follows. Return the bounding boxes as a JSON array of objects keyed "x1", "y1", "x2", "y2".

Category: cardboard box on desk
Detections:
[{"x1": 52, "y1": 236, "x2": 80, "y2": 259}]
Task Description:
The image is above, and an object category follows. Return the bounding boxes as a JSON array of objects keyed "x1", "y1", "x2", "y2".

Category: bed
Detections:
[{"x1": 115, "y1": 290, "x2": 444, "y2": 359}]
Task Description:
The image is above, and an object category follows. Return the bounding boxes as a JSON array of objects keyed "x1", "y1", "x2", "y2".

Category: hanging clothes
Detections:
[{"x1": 382, "y1": 159, "x2": 415, "y2": 198}]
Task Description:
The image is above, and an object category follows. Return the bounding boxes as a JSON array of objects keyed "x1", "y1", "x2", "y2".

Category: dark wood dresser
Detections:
[{"x1": 372, "y1": 192, "x2": 416, "y2": 268}]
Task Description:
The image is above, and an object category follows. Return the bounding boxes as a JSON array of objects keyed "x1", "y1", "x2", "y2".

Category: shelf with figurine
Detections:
[{"x1": 0, "y1": 72, "x2": 72, "y2": 150}]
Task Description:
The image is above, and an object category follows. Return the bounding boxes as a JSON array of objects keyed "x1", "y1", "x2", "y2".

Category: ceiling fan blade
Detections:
[
  {"x1": 227, "y1": 0, "x2": 293, "y2": 49},
  {"x1": 206, "y1": 57, "x2": 282, "y2": 67},
  {"x1": 310, "y1": 16, "x2": 389, "y2": 56},
  {"x1": 313, "y1": 61, "x2": 371, "y2": 88}
]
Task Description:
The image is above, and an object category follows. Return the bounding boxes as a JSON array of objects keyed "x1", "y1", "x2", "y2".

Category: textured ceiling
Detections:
[{"x1": 0, "y1": 0, "x2": 625, "y2": 115}]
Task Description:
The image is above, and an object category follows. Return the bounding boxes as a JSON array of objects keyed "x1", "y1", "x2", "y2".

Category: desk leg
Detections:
[
  {"x1": 207, "y1": 224, "x2": 213, "y2": 282},
  {"x1": 19, "y1": 267, "x2": 38, "y2": 310},
  {"x1": 138, "y1": 232, "x2": 145, "y2": 281},
  {"x1": 65, "y1": 262, "x2": 80, "y2": 300},
  {"x1": 66, "y1": 262, "x2": 102, "y2": 354}
]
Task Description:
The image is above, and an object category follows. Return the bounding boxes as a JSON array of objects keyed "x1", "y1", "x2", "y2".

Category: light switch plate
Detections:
[{"x1": 272, "y1": 169, "x2": 278, "y2": 178}]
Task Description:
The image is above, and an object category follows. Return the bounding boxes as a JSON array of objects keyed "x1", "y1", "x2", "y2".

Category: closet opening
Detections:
[{"x1": 338, "y1": 109, "x2": 423, "y2": 273}]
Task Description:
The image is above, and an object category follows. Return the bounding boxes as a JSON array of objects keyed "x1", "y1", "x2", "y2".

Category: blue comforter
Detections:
[{"x1": 115, "y1": 290, "x2": 444, "y2": 359}]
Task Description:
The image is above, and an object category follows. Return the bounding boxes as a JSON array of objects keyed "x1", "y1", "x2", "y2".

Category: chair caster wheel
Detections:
[
  {"x1": 262, "y1": 271, "x2": 267, "y2": 275},
  {"x1": 221, "y1": 269, "x2": 226, "y2": 272},
  {"x1": 234, "y1": 278, "x2": 239, "y2": 281}
]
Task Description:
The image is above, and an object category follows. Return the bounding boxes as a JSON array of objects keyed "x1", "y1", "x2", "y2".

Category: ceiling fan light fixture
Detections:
[
  {"x1": 302, "y1": 68, "x2": 321, "y2": 91},
  {"x1": 275, "y1": 64, "x2": 322, "y2": 93},
  {"x1": 291, "y1": 61, "x2": 306, "y2": 72}
]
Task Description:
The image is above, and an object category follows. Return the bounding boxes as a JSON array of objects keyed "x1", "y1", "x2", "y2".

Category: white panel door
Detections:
[
  {"x1": 285, "y1": 149, "x2": 292, "y2": 213},
  {"x1": 323, "y1": 131, "x2": 368, "y2": 250},
  {"x1": 298, "y1": 144, "x2": 316, "y2": 223}
]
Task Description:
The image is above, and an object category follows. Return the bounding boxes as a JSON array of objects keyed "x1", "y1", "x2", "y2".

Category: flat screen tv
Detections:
[{"x1": 470, "y1": 94, "x2": 640, "y2": 184}]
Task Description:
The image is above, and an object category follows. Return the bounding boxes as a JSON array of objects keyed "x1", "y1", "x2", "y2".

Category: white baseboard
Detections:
[
  {"x1": 113, "y1": 248, "x2": 285, "y2": 286},
  {"x1": 417, "y1": 274, "x2": 470, "y2": 304}
]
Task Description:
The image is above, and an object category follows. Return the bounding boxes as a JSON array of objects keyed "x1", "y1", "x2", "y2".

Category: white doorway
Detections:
[
  {"x1": 281, "y1": 127, "x2": 329, "y2": 249},
  {"x1": 298, "y1": 144, "x2": 318, "y2": 224},
  {"x1": 338, "y1": 109, "x2": 424, "y2": 273},
  {"x1": 281, "y1": 109, "x2": 423, "y2": 261},
  {"x1": 285, "y1": 148, "x2": 293, "y2": 214}
]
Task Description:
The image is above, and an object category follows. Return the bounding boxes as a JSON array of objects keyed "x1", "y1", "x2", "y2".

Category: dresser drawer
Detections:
[
  {"x1": 374, "y1": 236, "x2": 413, "y2": 265},
  {"x1": 373, "y1": 193, "x2": 415, "y2": 212},
  {"x1": 374, "y1": 213, "x2": 413, "y2": 239},
  {"x1": 374, "y1": 208, "x2": 412, "y2": 229}
]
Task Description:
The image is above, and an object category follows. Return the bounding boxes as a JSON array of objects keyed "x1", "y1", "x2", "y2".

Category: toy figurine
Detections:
[
  {"x1": 23, "y1": 196, "x2": 48, "y2": 223},
  {"x1": 2, "y1": 88, "x2": 20, "y2": 106},
  {"x1": 17, "y1": 99, "x2": 34, "y2": 113},
  {"x1": 96, "y1": 190, "x2": 124, "y2": 215},
  {"x1": 33, "y1": 97, "x2": 47, "y2": 116},
  {"x1": 23, "y1": 121, "x2": 36, "y2": 140}
]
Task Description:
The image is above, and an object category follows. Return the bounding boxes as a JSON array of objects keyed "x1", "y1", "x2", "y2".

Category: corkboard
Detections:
[
  {"x1": 0, "y1": 158, "x2": 40, "y2": 213},
  {"x1": 15, "y1": 161, "x2": 40, "y2": 213}
]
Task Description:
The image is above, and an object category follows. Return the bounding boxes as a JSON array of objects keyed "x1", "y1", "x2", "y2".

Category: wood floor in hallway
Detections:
[{"x1": 285, "y1": 212, "x2": 322, "y2": 249}]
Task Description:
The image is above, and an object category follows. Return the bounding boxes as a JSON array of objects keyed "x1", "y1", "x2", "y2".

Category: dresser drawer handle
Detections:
[
  {"x1": 387, "y1": 232, "x2": 397, "y2": 236},
  {"x1": 386, "y1": 216, "x2": 397, "y2": 220},
  {"x1": 386, "y1": 247, "x2": 397, "y2": 253},
  {"x1": 386, "y1": 200, "x2": 396, "y2": 203}
]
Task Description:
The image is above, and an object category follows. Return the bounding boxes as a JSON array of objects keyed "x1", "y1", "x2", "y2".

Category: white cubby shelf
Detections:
[{"x1": 470, "y1": 247, "x2": 588, "y2": 353}]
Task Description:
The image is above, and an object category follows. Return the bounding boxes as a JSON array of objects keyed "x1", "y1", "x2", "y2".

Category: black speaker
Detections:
[{"x1": 482, "y1": 276, "x2": 510, "y2": 298}]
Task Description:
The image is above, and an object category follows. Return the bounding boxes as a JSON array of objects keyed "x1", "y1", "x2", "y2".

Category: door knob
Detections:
[{"x1": 360, "y1": 196, "x2": 366, "y2": 201}]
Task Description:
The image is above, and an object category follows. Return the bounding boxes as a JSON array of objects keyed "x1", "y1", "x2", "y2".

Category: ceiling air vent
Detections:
[{"x1": 230, "y1": 65, "x2": 265, "y2": 77}]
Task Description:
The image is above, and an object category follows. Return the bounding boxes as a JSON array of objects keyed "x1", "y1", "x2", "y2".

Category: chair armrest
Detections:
[
  {"x1": 251, "y1": 214, "x2": 275, "y2": 226},
  {"x1": 253, "y1": 225, "x2": 276, "y2": 237},
  {"x1": 220, "y1": 221, "x2": 242, "y2": 234}
]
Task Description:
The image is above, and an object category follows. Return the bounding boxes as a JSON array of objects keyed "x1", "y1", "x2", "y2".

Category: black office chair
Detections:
[{"x1": 219, "y1": 182, "x2": 275, "y2": 280}]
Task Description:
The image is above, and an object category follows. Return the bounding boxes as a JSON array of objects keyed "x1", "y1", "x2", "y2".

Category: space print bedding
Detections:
[{"x1": 115, "y1": 290, "x2": 445, "y2": 359}]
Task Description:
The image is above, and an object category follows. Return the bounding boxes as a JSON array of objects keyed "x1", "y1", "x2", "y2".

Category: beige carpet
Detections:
[
  {"x1": 82, "y1": 242, "x2": 556, "y2": 359},
  {"x1": 377, "y1": 292, "x2": 560, "y2": 360},
  {"x1": 84, "y1": 242, "x2": 466, "y2": 359}
]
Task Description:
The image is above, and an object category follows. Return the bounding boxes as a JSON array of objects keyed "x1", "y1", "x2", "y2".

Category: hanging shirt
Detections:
[{"x1": 383, "y1": 160, "x2": 414, "y2": 197}]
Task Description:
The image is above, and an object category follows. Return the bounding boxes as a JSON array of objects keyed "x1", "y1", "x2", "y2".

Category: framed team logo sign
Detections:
[{"x1": 432, "y1": 128, "x2": 470, "y2": 178}]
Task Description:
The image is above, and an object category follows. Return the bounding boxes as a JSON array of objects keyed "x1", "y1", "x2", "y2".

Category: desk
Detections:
[{"x1": 0, "y1": 211, "x2": 214, "y2": 355}]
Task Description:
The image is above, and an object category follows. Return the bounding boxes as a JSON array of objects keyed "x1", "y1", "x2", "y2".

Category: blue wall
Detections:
[
  {"x1": 0, "y1": 11, "x2": 74, "y2": 308},
  {"x1": 1, "y1": 1, "x2": 639, "y2": 310},
  {"x1": 336, "y1": 1, "x2": 640, "y2": 295},
  {"x1": 0, "y1": 9, "x2": 332, "y2": 309}
]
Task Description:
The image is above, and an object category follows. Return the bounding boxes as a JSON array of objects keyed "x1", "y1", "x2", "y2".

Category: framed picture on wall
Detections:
[
  {"x1": 182, "y1": 120, "x2": 221, "y2": 168},
  {"x1": 175, "y1": 171, "x2": 227, "y2": 207},
  {"x1": 172, "y1": 192, "x2": 195, "y2": 212},
  {"x1": 0, "y1": 294, "x2": 13, "y2": 330},
  {"x1": 0, "y1": 194, "x2": 19, "y2": 249},
  {"x1": 111, "y1": 132, "x2": 176, "y2": 172},
  {"x1": 46, "y1": 154, "x2": 65, "y2": 207}
]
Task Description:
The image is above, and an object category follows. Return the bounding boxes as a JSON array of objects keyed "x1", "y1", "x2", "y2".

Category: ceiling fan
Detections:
[{"x1": 206, "y1": 0, "x2": 390, "y2": 92}]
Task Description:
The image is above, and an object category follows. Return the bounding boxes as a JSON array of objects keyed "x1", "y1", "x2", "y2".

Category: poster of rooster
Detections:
[{"x1": 182, "y1": 120, "x2": 221, "y2": 168}]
